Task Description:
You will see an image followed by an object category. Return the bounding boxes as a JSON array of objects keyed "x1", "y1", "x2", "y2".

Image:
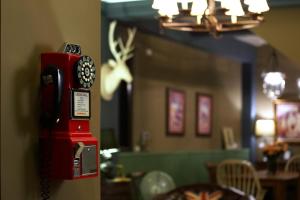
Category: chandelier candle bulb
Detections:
[
  {"x1": 197, "y1": 15, "x2": 202, "y2": 24},
  {"x1": 231, "y1": 16, "x2": 237, "y2": 23}
]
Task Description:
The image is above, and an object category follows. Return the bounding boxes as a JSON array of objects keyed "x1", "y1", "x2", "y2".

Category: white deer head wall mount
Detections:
[{"x1": 101, "y1": 21, "x2": 136, "y2": 101}]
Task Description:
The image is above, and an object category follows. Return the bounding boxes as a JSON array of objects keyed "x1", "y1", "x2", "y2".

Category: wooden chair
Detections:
[
  {"x1": 217, "y1": 160, "x2": 266, "y2": 200},
  {"x1": 284, "y1": 154, "x2": 300, "y2": 172}
]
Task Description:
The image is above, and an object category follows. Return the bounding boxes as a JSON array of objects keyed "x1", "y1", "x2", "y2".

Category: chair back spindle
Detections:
[
  {"x1": 285, "y1": 154, "x2": 300, "y2": 172},
  {"x1": 217, "y1": 160, "x2": 265, "y2": 200}
]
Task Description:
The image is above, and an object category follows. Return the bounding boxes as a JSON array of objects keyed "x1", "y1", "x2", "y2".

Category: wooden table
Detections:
[
  {"x1": 101, "y1": 180, "x2": 133, "y2": 200},
  {"x1": 154, "y1": 183, "x2": 250, "y2": 200},
  {"x1": 256, "y1": 170, "x2": 300, "y2": 200}
]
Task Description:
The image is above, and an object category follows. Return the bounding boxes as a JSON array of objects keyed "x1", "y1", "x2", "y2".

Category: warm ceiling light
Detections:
[
  {"x1": 152, "y1": 0, "x2": 269, "y2": 36},
  {"x1": 262, "y1": 72, "x2": 286, "y2": 99},
  {"x1": 261, "y1": 49, "x2": 286, "y2": 100},
  {"x1": 255, "y1": 119, "x2": 275, "y2": 137}
]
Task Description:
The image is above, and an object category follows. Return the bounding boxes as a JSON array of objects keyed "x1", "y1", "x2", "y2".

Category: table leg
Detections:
[
  {"x1": 297, "y1": 179, "x2": 300, "y2": 200},
  {"x1": 273, "y1": 182, "x2": 285, "y2": 200}
]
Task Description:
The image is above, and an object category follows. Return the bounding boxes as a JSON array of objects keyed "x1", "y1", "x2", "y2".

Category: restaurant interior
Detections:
[
  {"x1": 2, "y1": 0, "x2": 300, "y2": 200},
  {"x1": 100, "y1": 0, "x2": 300, "y2": 200}
]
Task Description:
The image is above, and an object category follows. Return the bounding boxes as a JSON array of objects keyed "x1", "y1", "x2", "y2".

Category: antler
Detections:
[
  {"x1": 108, "y1": 21, "x2": 120, "y2": 63},
  {"x1": 118, "y1": 27, "x2": 136, "y2": 61},
  {"x1": 108, "y1": 20, "x2": 136, "y2": 65}
]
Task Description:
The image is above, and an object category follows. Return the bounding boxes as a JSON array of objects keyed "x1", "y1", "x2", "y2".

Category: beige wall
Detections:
[
  {"x1": 132, "y1": 33, "x2": 242, "y2": 151},
  {"x1": 1, "y1": 0, "x2": 101, "y2": 199},
  {"x1": 254, "y1": 7, "x2": 300, "y2": 65}
]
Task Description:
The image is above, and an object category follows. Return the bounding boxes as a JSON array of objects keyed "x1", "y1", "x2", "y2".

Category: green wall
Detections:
[{"x1": 119, "y1": 149, "x2": 250, "y2": 186}]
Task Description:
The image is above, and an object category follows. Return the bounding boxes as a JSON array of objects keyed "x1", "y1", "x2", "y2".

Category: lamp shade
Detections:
[
  {"x1": 191, "y1": 0, "x2": 208, "y2": 16},
  {"x1": 225, "y1": 0, "x2": 245, "y2": 16},
  {"x1": 158, "y1": 0, "x2": 179, "y2": 16},
  {"x1": 248, "y1": 0, "x2": 269, "y2": 13},
  {"x1": 255, "y1": 119, "x2": 275, "y2": 137},
  {"x1": 152, "y1": 0, "x2": 162, "y2": 9}
]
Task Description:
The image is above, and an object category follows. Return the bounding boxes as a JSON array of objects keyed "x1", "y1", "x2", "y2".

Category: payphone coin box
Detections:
[{"x1": 40, "y1": 53, "x2": 98, "y2": 180}]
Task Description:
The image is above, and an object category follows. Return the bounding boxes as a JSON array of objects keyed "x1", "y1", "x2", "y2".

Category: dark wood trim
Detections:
[
  {"x1": 166, "y1": 88, "x2": 186, "y2": 137},
  {"x1": 195, "y1": 93, "x2": 213, "y2": 137}
]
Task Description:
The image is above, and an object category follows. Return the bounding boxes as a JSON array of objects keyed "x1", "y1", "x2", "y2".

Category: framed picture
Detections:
[
  {"x1": 166, "y1": 88, "x2": 185, "y2": 136},
  {"x1": 196, "y1": 93, "x2": 213, "y2": 136},
  {"x1": 274, "y1": 99, "x2": 300, "y2": 142}
]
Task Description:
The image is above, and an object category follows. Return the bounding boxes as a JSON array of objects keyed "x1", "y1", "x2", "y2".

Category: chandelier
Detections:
[{"x1": 152, "y1": 0, "x2": 270, "y2": 35}]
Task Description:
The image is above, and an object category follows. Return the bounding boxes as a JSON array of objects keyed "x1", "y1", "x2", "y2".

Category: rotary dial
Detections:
[{"x1": 75, "y1": 56, "x2": 96, "y2": 88}]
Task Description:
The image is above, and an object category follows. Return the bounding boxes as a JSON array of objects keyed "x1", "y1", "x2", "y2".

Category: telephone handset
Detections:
[
  {"x1": 41, "y1": 66, "x2": 64, "y2": 127},
  {"x1": 41, "y1": 55, "x2": 96, "y2": 128}
]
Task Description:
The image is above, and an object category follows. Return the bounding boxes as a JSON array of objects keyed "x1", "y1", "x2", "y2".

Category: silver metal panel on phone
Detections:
[
  {"x1": 73, "y1": 158, "x2": 80, "y2": 177},
  {"x1": 81, "y1": 145, "x2": 97, "y2": 176}
]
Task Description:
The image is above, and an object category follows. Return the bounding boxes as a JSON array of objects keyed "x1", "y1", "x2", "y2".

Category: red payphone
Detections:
[{"x1": 40, "y1": 44, "x2": 98, "y2": 181}]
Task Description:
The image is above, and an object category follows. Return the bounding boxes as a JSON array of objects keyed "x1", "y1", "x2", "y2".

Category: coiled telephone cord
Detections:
[{"x1": 39, "y1": 129, "x2": 53, "y2": 200}]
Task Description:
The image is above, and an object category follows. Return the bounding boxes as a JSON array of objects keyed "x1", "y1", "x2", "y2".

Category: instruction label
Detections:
[{"x1": 73, "y1": 91, "x2": 90, "y2": 117}]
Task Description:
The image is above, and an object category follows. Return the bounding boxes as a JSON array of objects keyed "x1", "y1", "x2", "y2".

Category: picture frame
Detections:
[
  {"x1": 274, "y1": 99, "x2": 300, "y2": 142},
  {"x1": 196, "y1": 93, "x2": 213, "y2": 136},
  {"x1": 166, "y1": 88, "x2": 186, "y2": 136}
]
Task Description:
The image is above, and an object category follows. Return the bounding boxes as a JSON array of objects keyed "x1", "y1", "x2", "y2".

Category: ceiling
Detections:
[
  {"x1": 134, "y1": 31, "x2": 241, "y2": 86},
  {"x1": 101, "y1": 0, "x2": 300, "y2": 64}
]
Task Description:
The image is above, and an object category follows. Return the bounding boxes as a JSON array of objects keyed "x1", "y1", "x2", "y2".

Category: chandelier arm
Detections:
[
  {"x1": 268, "y1": 49, "x2": 279, "y2": 72},
  {"x1": 208, "y1": 0, "x2": 216, "y2": 14}
]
